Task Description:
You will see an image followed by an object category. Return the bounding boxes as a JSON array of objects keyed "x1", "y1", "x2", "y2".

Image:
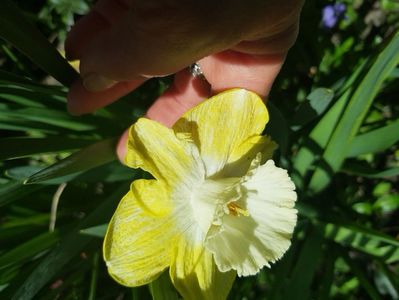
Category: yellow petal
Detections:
[
  {"x1": 103, "y1": 181, "x2": 177, "y2": 287},
  {"x1": 130, "y1": 179, "x2": 171, "y2": 216},
  {"x1": 126, "y1": 118, "x2": 204, "y2": 188},
  {"x1": 170, "y1": 237, "x2": 236, "y2": 300},
  {"x1": 173, "y1": 89, "x2": 268, "y2": 177},
  {"x1": 223, "y1": 135, "x2": 277, "y2": 177}
]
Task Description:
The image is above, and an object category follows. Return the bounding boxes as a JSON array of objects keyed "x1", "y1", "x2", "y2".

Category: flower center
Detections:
[
  {"x1": 186, "y1": 177, "x2": 249, "y2": 240},
  {"x1": 226, "y1": 202, "x2": 249, "y2": 217}
]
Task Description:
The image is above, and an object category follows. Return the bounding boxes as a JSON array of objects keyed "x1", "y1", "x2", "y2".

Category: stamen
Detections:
[{"x1": 227, "y1": 202, "x2": 249, "y2": 217}]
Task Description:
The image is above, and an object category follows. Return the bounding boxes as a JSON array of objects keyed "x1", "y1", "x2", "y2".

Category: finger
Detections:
[
  {"x1": 199, "y1": 50, "x2": 286, "y2": 97},
  {"x1": 146, "y1": 68, "x2": 211, "y2": 126},
  {"x1": 77, "y1": 1, "x2": 247, "y2": 89},
  {"x1": 65, "y1": 0, "x2": 130, "y2": 60},
  {"x1": 117, "y1": 129, "x2": 129, "y2": 163},
  {"x1": 233, "y1": 22, "x2": 300, "y2": 55},
  {"x1": 67, "y1": 78, "x2": 145, "y2": 115}
]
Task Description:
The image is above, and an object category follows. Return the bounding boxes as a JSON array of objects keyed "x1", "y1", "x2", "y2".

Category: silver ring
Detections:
[{"x1": 188, "y1": 63, "x2": 207, "y2": 81}]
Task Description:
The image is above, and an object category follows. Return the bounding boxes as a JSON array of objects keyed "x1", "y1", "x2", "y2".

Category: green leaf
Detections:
[
  {"x1": 25, "y1": 138, "x2": 118, "y2": 184},
  {"x1": 291, "y1": 56, "x2": 371, "y2": 191},
  {"x1": 318, "y1": 247, "x2": 337, "y2": 299},
  {"x1": 0, "y1": 137, "x2": 95, "y2": 160},
  {"x1": 0, "y1": 232, "x2": 59, "y2": 271},
  {"x1": 341, "y1": 250, "x2": 383, "y2": 300},
  {"x1": 347, "y1": 119, "x2": 399, "y2": 157},
  {"x1": 373, "y1": 182, "x2": 392, "y2": 197},
  {"x1": 291, "y1": 88, "x2": 335, "y2": 129},
  {"x1": 374, "y1": 260, "x2": 399, "y2": 299},
  {"x1": 324, "y1": 222, "x2": 399, "y2": 263},
  {"x1": 281, "y1": 226, "x2": 324, "y2": 300},
  {"x1": 0, "y1": 82, "x2": 67, "y2": 106},
  {"x1": 0, "y1": 70, "x2": 38, "y2": 85},
  {"x1": 0, "y1": 120, "x2": 59, "y2": 134},
  {"x1": 0, "y1": 108, "x2": 97, "y2": 131},
  {"x1": 374, "y1": 194, "x2": 399, "y2": 214},
  {"x1": 6, "y1": 162, "x2": 135, "y2": 185},
  {"x1": 308, "y1": 31, "x2": 399, "y2": 193},
  {"x1": 149, "y1": 271, "x2": 179, "y2": 300},
  {"x1": 0, "y1": 0, "x2": 77, "y2": 86},
  {"x1": 390, "y1": 67, "x2": 399, "y2": 78},
  {"x1": 292, "y1": 89, "x2": 351, "y2": 190},
  {"x1": 342, "y1": 160, "x2": 399, "y2": 178},
  {"x1": 88, "y1": 252, "x2": 100, "y2": 300},
  {"x1": 0, "y1": 180, "x2": 44, "y2": 208},
  {"x1": 352, "y1": 202, "x2": 373, "y2": 215},
  {"x1": 8, "y1": 183, "x2": 129, "y2": 300},
  {"x1": 0, "y1": 81, "x2": 66, "y2": 100},
  {"x1": 265, "y1": 101, "x2": 290, "y2": 154},
  {"x1": 80, "y1": 224, "x2": 108, "y2": 238}
]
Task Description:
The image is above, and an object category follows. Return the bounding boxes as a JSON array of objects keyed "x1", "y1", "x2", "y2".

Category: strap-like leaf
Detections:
[
  {"x1": 0, "y1": 0, "x2": 77, "y2": 86},
  {"x1": 25, "y1": 138, "x2": 118, "y2": 184},
  {"x1": 347, "y1": 119, "x2": 399, "y2": 157}
]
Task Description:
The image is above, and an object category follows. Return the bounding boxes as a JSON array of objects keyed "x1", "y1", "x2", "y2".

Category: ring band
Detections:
[{"x1": 188, "y1": 63, "x2": 207, "y2": 81}]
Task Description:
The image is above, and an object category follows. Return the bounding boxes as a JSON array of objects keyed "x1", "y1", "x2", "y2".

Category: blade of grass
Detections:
[
  {"x1": 292, "y1": 89, "x2": 351, "y2": 190},
  {"x1": 25, "y1": 138, "x2": 118, "y2": 184},
  {"x1": 342, "y1": 161, "x2": 399, "y2": 178},
  {"x1": 308, "y1": 31, "x2": 399, "y2": 193},
  {"x1": 291, "y1": 88, "x2": 335, "y2": 129},
  {"x1": 265, "y1": 101, "x2": 289, "y2": 155},
  {"x1": 0, "y1": 0, "x2": 77, "y2": 86},
  {"x1": 0, "y1": 120, "x2": 59, "y2": 134},
  {"x1": 0, "y1": 86, "x2": 65, "y2": 109},
  {"x1": 80, "y1": 224, "x2": 108, "y2": 238},
  {"x1": 267, "y1": 244, "x2": 296, "y2": 300},
  {"x1": 87, "y1": 252, "x2": 99, "y2": 300},
  {"x1": 347, "y1": 119, "x2": 399, "y2": 157},
  {"x1": 0, "y1": 70, "x2": 37, "y2": 85},
  {"x1": 374, "y1": 260, "x2": 399, "y2": 299},
  {"x1": 0, "y1": 232, "x2": 59, "y2": 271},
  {"x1": 318, "y1": 244, "x2": 337, "y2": 299},
  {"x1": 9, "y1": 183, "x2": 129, "y2": 300},
  {"x1": 0, "y1": 181, "x2": 44, "y2": 208},
  {"x1": 281, "y1": 226, "x2": 324, "y2": 300},
  {"x1": 340, "y1": 249, "x2": 383, "y2": 300},
  {"x1": 0, "y1": 81, "x2": 67, "y2": 98},
  {"x1": 324, "y1": 222, "x2": 399, "y2": 263},
  {"x1": 0, "y1": 137, "x2": 95, "y2": 160},
  {"x1": 0, "y1": 108, "x2": 97, "y2": 131}
]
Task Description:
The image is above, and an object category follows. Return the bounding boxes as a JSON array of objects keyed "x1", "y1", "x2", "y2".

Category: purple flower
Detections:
[{"x1": 322, "y1": 3, "x2": 346, "y2": 29}]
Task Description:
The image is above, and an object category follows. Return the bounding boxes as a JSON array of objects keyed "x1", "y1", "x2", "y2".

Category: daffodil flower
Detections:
[{"x1": 103, "y1": 89, "x2": 297, "y2": 300}]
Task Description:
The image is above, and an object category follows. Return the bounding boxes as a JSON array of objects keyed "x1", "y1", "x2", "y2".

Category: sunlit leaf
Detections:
[
  {"x1": 324, "y1": 222, "x2": 399, "y2": 263},
  {"x1": 25, "y1": 138, "x2": 118, "y2": 184},
  {"x1": 0, "y1": 137, "x2": 94, "y2": 160},
  {"x1": 291, "y1": 88, "x2": 335, "y2": 129},
  {"x1": 347, "y1": 119, "x2": 399, "y2": 157},
  {"x1": 80, "y1": 224, "x2": 107, "y2": 238},
  {"x1": 8, "y1": 183, "x2": 129, "y2": 300},
  {"x1": 0, "y1": 0, "x2": 77, "y2": 86}
]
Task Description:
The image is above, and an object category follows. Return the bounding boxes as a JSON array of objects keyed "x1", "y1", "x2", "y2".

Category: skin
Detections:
[{"x1": 65, "y1": 0, "x2": 304, "y2": 161}]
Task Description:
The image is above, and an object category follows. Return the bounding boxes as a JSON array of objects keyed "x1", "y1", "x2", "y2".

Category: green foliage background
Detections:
[{"x1": 0, "y1": 0, "x2": 398, "y2": 299}]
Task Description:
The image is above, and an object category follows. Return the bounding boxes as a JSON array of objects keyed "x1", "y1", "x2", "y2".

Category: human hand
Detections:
[{"x1": 65, "y1": 0, "x2": 304, "y2": 160}]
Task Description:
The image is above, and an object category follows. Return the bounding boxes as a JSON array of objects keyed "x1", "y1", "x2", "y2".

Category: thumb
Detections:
[{"x1": 78, "y1": 2, "x2": 239, "y2": 91}]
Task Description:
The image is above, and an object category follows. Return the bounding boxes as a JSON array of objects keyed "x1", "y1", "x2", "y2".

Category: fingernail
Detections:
[{"x1": 82, "y1": 73, "x2": 117, "y2": 92}]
